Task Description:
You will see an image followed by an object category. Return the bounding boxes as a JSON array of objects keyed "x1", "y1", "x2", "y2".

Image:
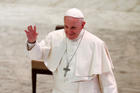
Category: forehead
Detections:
[{"x1": 64, "y1": 16, "x2": 82, "y2": 23}]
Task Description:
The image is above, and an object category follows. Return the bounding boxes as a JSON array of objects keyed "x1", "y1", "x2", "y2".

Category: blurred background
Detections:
[{"x1": 0, "y1": 0, "x2": 140, "y2": 93}]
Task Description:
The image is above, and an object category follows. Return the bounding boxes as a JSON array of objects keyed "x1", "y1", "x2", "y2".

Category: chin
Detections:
[
  {"x1": 67, "y1": 35, "x2": 78, "y2": 40},
  {"x1": 68, "y1": 37, "x2": 77, "y2": 40}
]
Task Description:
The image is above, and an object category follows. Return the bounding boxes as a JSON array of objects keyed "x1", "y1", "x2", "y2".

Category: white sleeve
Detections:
[
  {"x1": 98, "y1": 70, "x2": 118, "y2": 93},
  {"x1": 27, "y1": 42, "x2": 35, "y2": 49},
  {"x1": 27, "y1": 33, "x2": 52, "y2": 61},
  {"x1": 27, "y1": 41, "x2": 43, "y2": 61}
]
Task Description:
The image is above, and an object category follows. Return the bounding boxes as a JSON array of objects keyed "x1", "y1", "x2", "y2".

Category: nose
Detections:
[{"x1": 67, "y1": 30, "x2": 74, "y2": 34}]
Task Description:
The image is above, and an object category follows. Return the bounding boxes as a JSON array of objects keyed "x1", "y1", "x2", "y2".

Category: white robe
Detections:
[{"x1": 27, "y1": 29, "x2": 118, "y2": 93}]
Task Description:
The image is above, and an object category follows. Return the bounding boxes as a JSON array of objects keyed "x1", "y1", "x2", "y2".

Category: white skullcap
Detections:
[{"x1": 65, "y1": 8, "x2": 84, "y2": 18}]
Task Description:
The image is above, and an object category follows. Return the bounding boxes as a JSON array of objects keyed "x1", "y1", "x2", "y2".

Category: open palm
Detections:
[{"x1": 25, "y1": 25, "x2": 38, "y2": 43}]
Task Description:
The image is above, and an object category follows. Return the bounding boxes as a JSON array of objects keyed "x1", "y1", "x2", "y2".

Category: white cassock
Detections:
[{"x1": 27, "y1": 29, "x2": 118, "y2": 93}]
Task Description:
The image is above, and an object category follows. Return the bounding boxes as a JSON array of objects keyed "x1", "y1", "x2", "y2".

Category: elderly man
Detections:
[{"x1": 25, "y1": 8, "x2": 118, "y2": 93}]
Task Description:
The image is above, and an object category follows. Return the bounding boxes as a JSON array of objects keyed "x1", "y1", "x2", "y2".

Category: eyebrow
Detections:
[
  {"x1": 71, "y1": 26, "x2": 76, "y2": 29},
  {"x1": 64, "y1": 25, "x2": 76, "y2": 29}
]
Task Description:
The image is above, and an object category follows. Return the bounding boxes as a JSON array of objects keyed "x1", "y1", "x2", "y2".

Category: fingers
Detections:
[
  {"x1": 24, "y1": 30, "x2": 29, "y2": 35},
  {"x1": 27, "y1": 25, "x2": 37, "y2": 34},
  {"x1": 24, "y1": 25, "x2": 38, "y2": 43},
  {"x1": 25, "y1": 30, "x2": 32, "y2": 39},
  {"x1": 34, "y1": 25, "x2": 36, "y2": 32},
  {"x1": 33, "y1": 25, "x2": 38, "y2": 36},
  {"x1": 24, "y1": 30, "x2": 28, "y2": 33},
  {"x1": 28, "y1": 25, "x2": 33, "y2": 32}
]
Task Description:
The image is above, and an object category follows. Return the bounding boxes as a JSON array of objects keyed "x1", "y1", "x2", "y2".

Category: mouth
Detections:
[
  {"x1": 67, "y1": 34, "x2": 78, "y2": 40},
  {"x1": 68, "y1": 32, "x2": 76, "y2": 35},
  {"x1": 69, "y1": 33, "x2": 75, "y2": 36}
]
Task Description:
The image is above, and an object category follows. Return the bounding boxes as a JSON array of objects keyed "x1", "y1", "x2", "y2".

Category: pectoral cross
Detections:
[{"x1": 63, "y1": 64, "x2": 70, "y2": 77}]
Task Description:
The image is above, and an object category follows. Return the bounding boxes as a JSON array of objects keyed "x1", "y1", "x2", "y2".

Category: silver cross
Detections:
[{"x1": 63, "y1": 64, "x2": 70, "y2": 77}]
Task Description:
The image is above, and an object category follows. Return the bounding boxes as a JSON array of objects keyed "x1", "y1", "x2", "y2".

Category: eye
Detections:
[
  {"x1": 64, "y1": 25, "x2": 68, "y2": 29},
  {"x1": 71, "y1": 26, "x2": 76, "y2": 29}
]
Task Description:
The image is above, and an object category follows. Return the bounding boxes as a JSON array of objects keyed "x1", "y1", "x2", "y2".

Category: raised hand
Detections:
[{"x1": 25, "y1": 25, "x2": 38, "y2": 43}]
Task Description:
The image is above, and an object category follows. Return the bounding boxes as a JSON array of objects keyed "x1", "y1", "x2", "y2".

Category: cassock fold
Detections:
[
  {"x1": 75, "y1": 31, "x2": 114, "y2": 77},
  {"x1": 28, "y1": 29, "x2": 114, "y2": 78}
]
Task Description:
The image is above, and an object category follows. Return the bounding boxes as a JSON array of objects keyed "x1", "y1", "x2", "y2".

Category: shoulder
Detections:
[
  {"x1": 48, "y1": 29, "x2": 65, "y2": 36},
  {"x1": 46, "y1": 29, "x2": 65, "y2": 39},
  {"x1": 84, "y1": 30, "x2": 104, "y2": 45}
]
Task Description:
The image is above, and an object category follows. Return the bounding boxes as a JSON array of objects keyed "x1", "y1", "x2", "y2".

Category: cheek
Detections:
[
  {"x1": 64, "y1": 30, "x2": 68, "y2": 35},
  {"x1": 65, "y1": 28, "x2": 69, "y2": 33},
  {"x1": 65, "y1": 29, "x2": 74, "y2": 34},
  {"x1": 64, "y1": 28, "x2": 68, "y2": 32},
  {"x1": 65, "y1": 29, "x2": 70, "y2": 36},
  {"x1": 75, "y1": 30, "x2": 81, "y2": 35}
]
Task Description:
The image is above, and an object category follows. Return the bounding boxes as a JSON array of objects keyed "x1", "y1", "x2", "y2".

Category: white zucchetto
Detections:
[{"x1": 65, "y1": 8, "x2": 84, "y2": 18}]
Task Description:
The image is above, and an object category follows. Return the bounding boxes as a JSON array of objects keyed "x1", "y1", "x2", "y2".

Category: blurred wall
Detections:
[{"x1": 0, "y1": 0, "x2": 140, "y2": 93}]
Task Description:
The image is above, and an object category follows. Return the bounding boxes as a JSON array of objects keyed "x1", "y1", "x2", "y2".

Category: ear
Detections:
[{"x1": 81, "y1": 21, "x2": 86, "y2": 29}]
